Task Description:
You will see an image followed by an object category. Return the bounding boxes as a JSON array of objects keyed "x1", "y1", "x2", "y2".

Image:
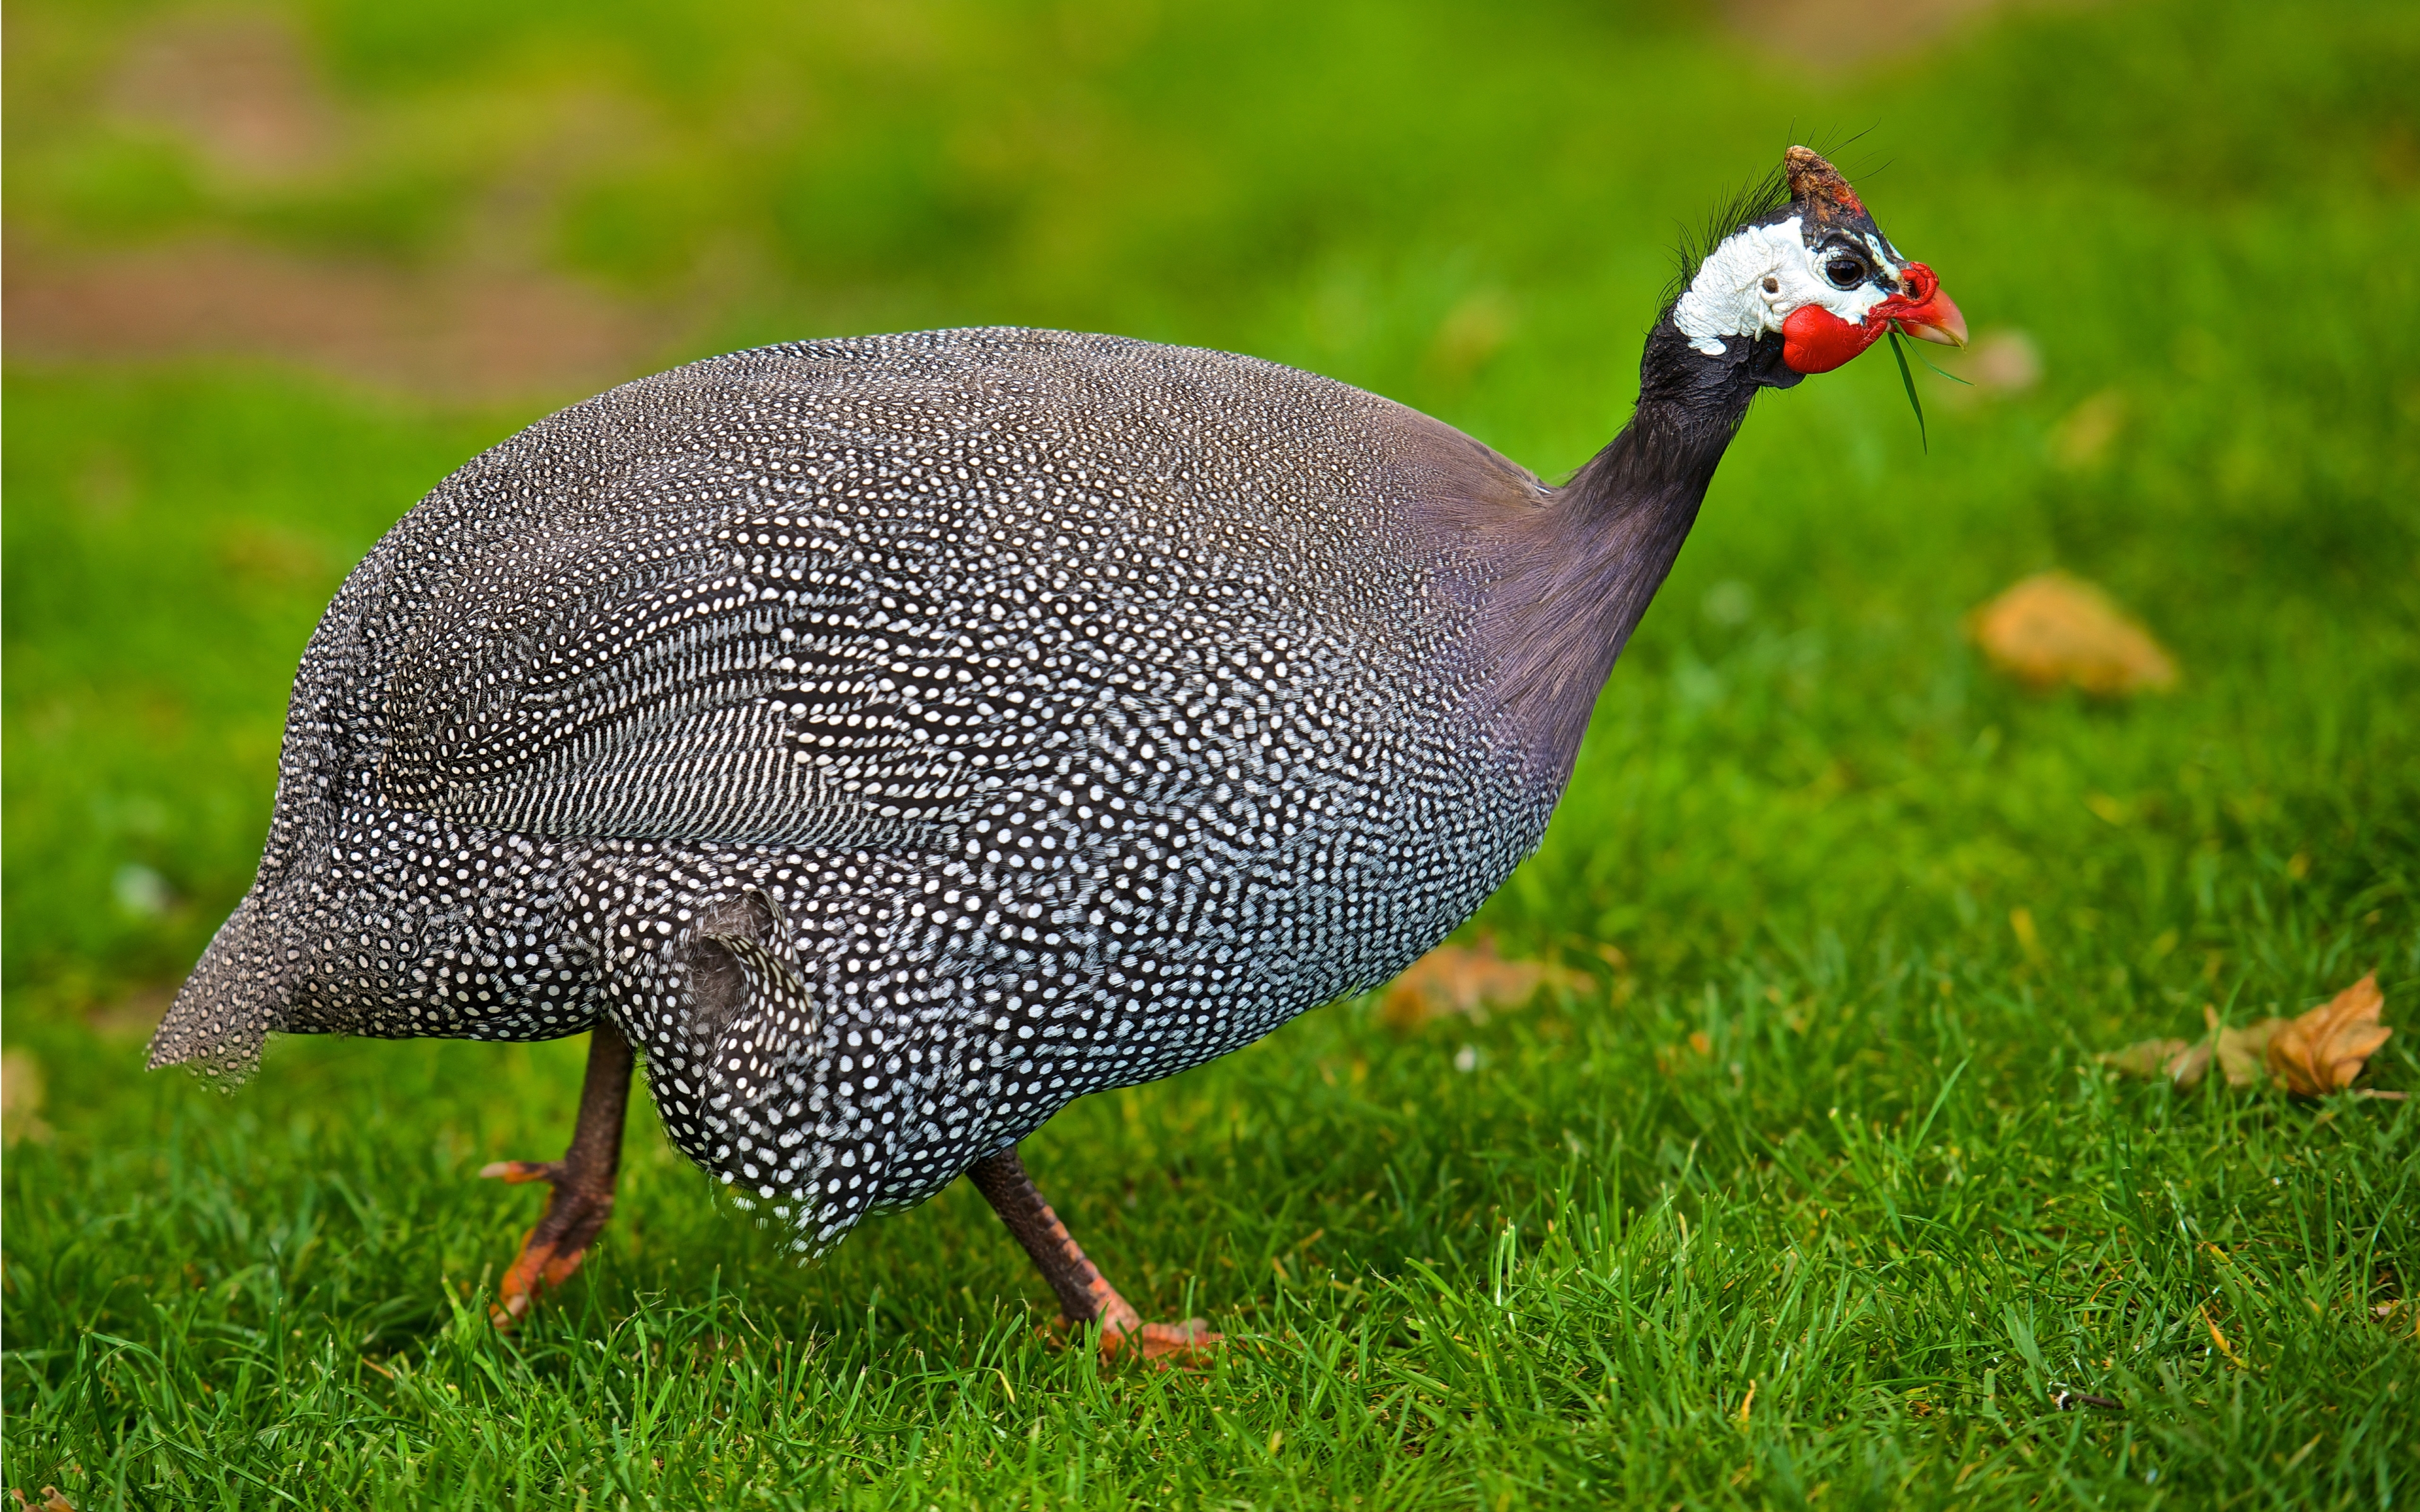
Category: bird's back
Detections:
[{"x1": 155, "y1": 326, "x2": 1560, "y2": 1239}]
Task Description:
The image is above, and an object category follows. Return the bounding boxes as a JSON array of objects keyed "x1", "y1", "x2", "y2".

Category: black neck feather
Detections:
[{"x1": 1485, "y1": 317, "x2": 1795, "y2": 782}]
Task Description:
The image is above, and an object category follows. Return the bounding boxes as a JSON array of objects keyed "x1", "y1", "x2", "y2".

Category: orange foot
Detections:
[
  {"x1": 480, "y1": 1158, "x2": 616, "y2": 1327},
  {"x1": 1101, "y1": 1316, "x2": 1223, "y2": 1368},
  {"x1": 1044, "y1": 1311, "x2": 1222, "y2": 1366}
]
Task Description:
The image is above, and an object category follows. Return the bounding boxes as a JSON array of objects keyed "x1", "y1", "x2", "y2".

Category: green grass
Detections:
[{"x1": 6, "y1": 0, "x2": 2419, "y2": 1505}]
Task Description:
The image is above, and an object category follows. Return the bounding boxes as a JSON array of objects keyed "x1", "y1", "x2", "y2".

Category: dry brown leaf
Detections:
[
  {"x1": 1379, "y1": 937, "x2": 1576, "y2": 1033},
  {"x1": 2267, "y1": 973, "x2": 2393, "y2": 1097},
  {"x1": 2098, "y1": 1038, "x2": 2191, "y2": 1080},
  {"x1": 2207, "y1": 1007, "x2": 2287, "y2": 1089},
  {"x1": 9, "y1": 1487, "x2": 76, "y2": 1512},
  {"x1": 2100, "y1": 1011, "x2": 2273, "y2": 1089},
  {"x1": 2109, "y1": 985, "x2": 2398, "y2": 1099},
  {"x1": 2166, "y1": 1039, "x2": 2214, "y2": 1089},
  {"x1": 2098, "y1": 1033, "x2": 2218, "y2": 1087},
  {"x1": 1967, "y1": 572, "x2": 2177, "y2": 696}
]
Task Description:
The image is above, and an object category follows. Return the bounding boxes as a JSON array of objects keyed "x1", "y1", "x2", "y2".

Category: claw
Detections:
[
  {"x1": 492, "y1": 1221, "x2": 597, "y2": 1326},
  {"x1": 492, "y1": 1228, "x2": 553, "y2": 1326}
]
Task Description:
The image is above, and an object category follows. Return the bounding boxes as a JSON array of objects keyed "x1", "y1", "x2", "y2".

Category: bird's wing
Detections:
[
  {"x1": 360, "y1": 325, "x2": 1516, "y2": 852},
  {"x1": 372, "y1": 436, "x2": 980, "y2": 851}
]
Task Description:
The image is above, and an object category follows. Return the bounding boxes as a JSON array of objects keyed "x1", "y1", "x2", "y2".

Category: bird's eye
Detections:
[{"x1": 1824, "y1": 257, "x2": 1867, "y2": 290}]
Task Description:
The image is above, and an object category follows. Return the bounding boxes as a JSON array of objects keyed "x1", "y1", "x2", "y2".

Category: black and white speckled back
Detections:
[{"x1": 153, "y1": 326, "x2": 1574, "y2": 1246}]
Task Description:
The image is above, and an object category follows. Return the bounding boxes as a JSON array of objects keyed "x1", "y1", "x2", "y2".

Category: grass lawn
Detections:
[{"x1": 5, "y1": 0, "x2": 2417, "y2": 1505}]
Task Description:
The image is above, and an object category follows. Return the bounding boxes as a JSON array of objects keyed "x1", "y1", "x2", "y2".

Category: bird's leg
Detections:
[
  {"x1": 965, "y1": 1144, "x2": 1218, "y2": 1364},
  {"x1": 479, "y1": 1021, "x2": 634, "y2": 1327}
]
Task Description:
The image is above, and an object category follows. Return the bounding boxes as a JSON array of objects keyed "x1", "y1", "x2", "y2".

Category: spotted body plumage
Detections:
[
  {"x1": 155, "y1": 327, "x2": 1565, "y2": 1246},
  {"x1": 158, "y1": 152, "x2": 1962, "y2": 1339}
]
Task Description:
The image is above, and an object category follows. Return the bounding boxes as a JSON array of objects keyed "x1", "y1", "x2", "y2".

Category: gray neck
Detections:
[{"x1": 1482, "y1": 319, "x2": 1780, "y2": 784}]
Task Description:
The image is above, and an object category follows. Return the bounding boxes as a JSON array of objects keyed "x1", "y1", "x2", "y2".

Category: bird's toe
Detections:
[
  {"x1": 485, "y1": 1170, "x2": 616, "y2": 1329},
  {"x1": 480, "y1": 1159, "x2": 563, "y2": 1185},
  {"x1": 490, "y1": 1228, "x2": 558, "y2": 1327},
  {"x1": 1105, "y1": 1317, "x2": 1221, "y2": 1368}
]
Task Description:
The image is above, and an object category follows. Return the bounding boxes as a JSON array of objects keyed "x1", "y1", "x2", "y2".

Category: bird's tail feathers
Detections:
[{"x1": 147, "y1": 890, "x2": 285, "y2": 1084}]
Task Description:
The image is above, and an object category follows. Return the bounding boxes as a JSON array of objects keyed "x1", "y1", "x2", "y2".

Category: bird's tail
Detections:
[{"x1": 147, "y1": 888, "x2": 287, "y2": 1083}]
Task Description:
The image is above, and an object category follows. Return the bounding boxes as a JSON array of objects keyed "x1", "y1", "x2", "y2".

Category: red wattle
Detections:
[
  {"x1": 1783, "y1": 266, "x2": 1961, "y2": 372},
  {"x1": 1781, "y1": 304, "x2": 1884, "y2": 374}
]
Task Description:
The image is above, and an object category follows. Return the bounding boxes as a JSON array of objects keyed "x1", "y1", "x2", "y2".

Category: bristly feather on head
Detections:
[
  {"x1": 1659, "y1": 166, "x2": 1790, "y2": 315},
  {"x1": 1659, "y1": 135, "x2": 1876, "y2": 316}
]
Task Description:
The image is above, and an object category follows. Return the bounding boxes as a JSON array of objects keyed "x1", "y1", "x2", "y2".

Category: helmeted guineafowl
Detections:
[{"x1": 152, "y1": 147, "x2": 1962, "y2": 1356}]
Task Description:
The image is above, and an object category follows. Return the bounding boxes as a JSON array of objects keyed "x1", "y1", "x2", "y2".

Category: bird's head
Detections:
[{"x1": 1669, "y1": 146, "x2": 1966, "y2": 388}]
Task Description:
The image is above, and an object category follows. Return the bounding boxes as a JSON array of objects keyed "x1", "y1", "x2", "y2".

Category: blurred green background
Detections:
[
  {"x1": 6, "y1": 0, "x2": 2419, "y2": 1504},
  {"x1": 5, "y1": 0, "x2": 2416, "y2": 1011}
]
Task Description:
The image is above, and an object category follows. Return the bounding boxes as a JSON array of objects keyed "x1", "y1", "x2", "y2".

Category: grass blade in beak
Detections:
[
  {"x1": 1887, "y1": 327, "x2": 1928, "y2": 454},
  {"x1": 1911, "y1": 343, "x2": 1973, "y2": 386}
]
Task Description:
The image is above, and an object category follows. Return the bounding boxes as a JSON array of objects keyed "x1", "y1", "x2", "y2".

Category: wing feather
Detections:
[{"x1": 377, "y1": 447, "x2": 977, "y2": 848}]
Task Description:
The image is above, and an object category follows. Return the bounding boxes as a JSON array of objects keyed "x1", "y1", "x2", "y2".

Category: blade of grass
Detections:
[
  {"x1": 1887, "y1": 326, "x2": 1928, "y2": 453},
  {"x1": 1918, "y1": 350, "x2": 1974, "y2": 385}
]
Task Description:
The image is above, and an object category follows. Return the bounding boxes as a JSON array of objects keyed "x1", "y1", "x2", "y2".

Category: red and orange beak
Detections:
[
  {"x1": 1779, "y1": 261, "x2": 1968, "y2": 374},
  {"x1": 1880, "y1": 262, "x2": 1968, "y2": 348}
]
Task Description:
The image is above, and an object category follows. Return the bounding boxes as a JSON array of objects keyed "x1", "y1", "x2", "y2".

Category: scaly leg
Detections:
[
  {"x1": 966, "y1": 1144, "x2": 1219, "y2": 1364},
  {"x1": 480, "y1": 1022, "x2": 634, "y2": 1327}
]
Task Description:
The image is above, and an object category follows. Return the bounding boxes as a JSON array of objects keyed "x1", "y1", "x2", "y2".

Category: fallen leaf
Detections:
[
  {"x1": 1967, "y1": 572, "x2": 2177, "y2": 696},
  {"x1": 9, "y1": 1487, "x2": 75, "y2": 1512},
  {"x1": 2166, "y1": 1039, "x2": 2214, "y2": 1088},
  {"x1": 2098, "y1": 1031, "x2": 2215, "y2": 1088},
  {"x1": 2208, "y1": 1006, "x2": 2286, "y2": 1089},
  {"x1": 1379, "y1": 937, "x2": 1576, "y2": 1033},
  {"x1": 2107, "y1": 985, "x2": 2398, "y2": 1100},
  {"x1": 2098, "y1": 1038, "x2": 2192, "y2": 1079},
  {"x1": 2267, "y1": 973, "x2": 2393, "y2": 1097}
]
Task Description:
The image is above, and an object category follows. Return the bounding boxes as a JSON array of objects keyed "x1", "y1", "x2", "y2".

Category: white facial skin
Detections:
[{"x1": 1673, "y1": 216, "x2": 1906, "y2": 357}]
